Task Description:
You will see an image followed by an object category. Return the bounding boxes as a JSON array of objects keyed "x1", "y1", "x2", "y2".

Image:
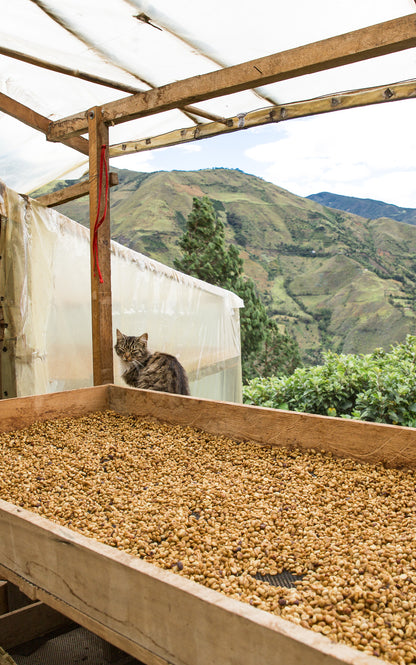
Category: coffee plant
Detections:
[{"x1": 243, "y1": 335, "x2": 416, "y2": 426}]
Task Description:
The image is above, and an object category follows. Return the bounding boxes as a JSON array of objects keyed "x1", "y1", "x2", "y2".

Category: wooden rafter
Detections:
[
  {"x1": 0, "y1": 92, "x2": 89, "y2": 155},
  {"x1": 47, "y1": 14, "x2": 416, "y2": 142},
  {"x1": 109, "y1": 79, "x2": 416, "y2": 158},
  {"x1": 0, "y1": 45, "x2": 141, "y2": 95},
  {"x1": 182, "y1": 106, "x2": 227, "y2": 124},
  {"x1": 0, "y1": 49, "x2": 224, "y2": 128}
]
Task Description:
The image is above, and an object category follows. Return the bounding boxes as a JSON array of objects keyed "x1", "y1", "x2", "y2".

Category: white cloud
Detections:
[
  {"x1": 179, "y1": 143, "x2": 202, "y2": 153},
  {"x1": 109, "y1": 151, "x2": 156, "y2": 173},
  {"x1": 245, "y1": 101, "x2": 416, "y2": 207}
]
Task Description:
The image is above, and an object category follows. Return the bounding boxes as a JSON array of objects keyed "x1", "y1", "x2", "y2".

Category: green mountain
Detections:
[
  {"x1": 34, "y1": 168, "x2": 416, "y2": 366},
  {"x1": 307, "y1": 191, "x2": 416, "y2": 226}
]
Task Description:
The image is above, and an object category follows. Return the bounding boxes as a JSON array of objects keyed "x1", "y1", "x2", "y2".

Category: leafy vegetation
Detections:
[{"x1": 243, "y1": 335, "x2": 416, "y2": 426}]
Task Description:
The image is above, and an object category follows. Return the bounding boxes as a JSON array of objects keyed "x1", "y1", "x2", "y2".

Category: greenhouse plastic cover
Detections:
[
  {"x1": 0, "y1": 0, "x2": 415, "y2": 193},
  {"x1": 0, "y1": 180, "x2": 243, "y2": 402}
]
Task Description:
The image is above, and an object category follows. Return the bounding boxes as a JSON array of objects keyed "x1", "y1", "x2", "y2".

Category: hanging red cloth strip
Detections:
[{"x1": 92, "y1": 144, "x2": 109, "y2": 284}]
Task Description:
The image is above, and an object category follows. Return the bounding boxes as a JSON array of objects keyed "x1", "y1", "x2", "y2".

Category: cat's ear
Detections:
[
  {"x1": 139, "y1": 332, "x2": 148, "y2": 343},
  {"x1": 116, "y1": 329, "x2": 123, "y2": 342}
]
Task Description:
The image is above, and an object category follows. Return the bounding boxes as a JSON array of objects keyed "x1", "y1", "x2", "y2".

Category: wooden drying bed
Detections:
[{"x1": 0, "y1": 384, "x2": 415, "y2": 665}]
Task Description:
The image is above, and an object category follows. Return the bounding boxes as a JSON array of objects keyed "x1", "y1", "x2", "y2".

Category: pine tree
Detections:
[
  {"x1": 174, "y1": 196, "x2": 301, "y2": 381},
  {"x1": 174, "y1": 197, "x2": 241, "y2": 286}
]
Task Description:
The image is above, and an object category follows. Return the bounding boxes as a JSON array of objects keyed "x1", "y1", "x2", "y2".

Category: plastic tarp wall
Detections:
[{"x1": 0, "y1": 180, "x2": 243, "y2": 402}]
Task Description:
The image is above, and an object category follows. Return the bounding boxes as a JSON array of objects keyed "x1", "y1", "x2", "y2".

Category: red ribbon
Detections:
[{"x1": 92, "y1": 144, "x2": 109, "y2": 284}]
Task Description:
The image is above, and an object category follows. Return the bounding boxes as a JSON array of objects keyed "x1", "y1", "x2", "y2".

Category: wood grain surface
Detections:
[{"x1": 0, "y1": 500, "x2": 382, "y2": 665}]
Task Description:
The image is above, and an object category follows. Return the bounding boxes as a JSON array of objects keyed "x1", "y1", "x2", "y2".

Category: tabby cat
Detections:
[{"x1": 114, "y1": 329, "x2": 190, "y2": 396}]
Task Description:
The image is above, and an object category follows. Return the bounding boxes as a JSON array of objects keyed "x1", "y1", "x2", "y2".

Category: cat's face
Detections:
[{"x1": 114, "y1": 329, "x2": 149, "y2": 363}]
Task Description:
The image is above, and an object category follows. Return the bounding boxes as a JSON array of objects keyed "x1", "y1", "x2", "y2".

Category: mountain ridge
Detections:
[{"x1": 307, "y1": 191, "x2": 416, "y2": 226}]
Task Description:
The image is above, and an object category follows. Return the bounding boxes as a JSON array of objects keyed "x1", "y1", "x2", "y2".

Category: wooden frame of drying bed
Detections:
[{"x1": 1, "y1": 385, "x2": 415, "y2": 664}]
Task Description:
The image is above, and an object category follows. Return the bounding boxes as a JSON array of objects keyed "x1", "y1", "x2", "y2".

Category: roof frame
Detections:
[
  {"x1": 109, "y1": 79, "x2": 416, "y2": 158},
  {"x1": 46, "y1": 14, "x2": 416, "y2": 142},
  {"x1": 0, "y1": 46, "x2": 226, "y2": 125}
]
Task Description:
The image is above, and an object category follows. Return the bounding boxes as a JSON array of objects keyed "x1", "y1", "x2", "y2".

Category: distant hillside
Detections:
[
  {"x1": 307, "y1": 192, "x2": 416, "y2": 226},
  {"x1": 33, "y1": 168, "x2": 416, "y2": 366}
]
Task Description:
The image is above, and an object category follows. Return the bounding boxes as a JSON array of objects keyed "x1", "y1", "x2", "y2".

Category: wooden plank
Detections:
[
  {"x1": 110, "y1": 79, "x2": 416, "y2": 158},
  {"x1": 0, "y1": 46, "x2": 141, "y2": 96},
  {"x1": 107, "y1": 385, "x2": 416, "y2": 468},
  {"x1": 0, "y1": 501, "x2": 380, "y2": 665},
  {"x1": 0, "y1": 92, "x2": 88, "y2": 155},
  {"x1": 47, "y1": 15, "x2": 416, "y2": 141},
  {"x1": 0, "y1": 51, "x2": 226, "y2": 128},
  {"x1": 0, "y1": 385, "x2": 108, "y2": 433},
  {"x1": 88, "y1": 109, "x2": 114, "y2": 386},
  {"x1": 0, "y1": 564, "x2": 169, "y2": 665},
  {"x1": 181, "y1": 105, "x2": 227, "y2": 123},
  {"x1": 34, "y1": 172, "x2": 119, "y2": 208},
  {"x1": 0, "y1": 600, "x2": 74, "y2": 650},
  {"x1": 1, "y1": 384, "x2": 415, "y2": 468}
]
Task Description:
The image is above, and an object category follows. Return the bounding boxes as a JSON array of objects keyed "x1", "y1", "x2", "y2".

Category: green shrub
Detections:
[{"x1": 243, "y1": 335, "x2": 416, "y2": 426}]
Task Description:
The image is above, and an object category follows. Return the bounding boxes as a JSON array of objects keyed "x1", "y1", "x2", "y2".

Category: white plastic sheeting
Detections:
[
  {"x1": 0, "y1": 0, "x2": 414, "y2": 192},
  {"x1": 0, "y1": 180, "x2": 243, "y2": 402}
]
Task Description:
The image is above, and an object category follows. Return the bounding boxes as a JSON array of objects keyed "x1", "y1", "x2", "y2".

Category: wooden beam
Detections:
[
  {"x1": 0, "y1": 45, "x2": 141, "y2": 96},
  {"x1": 0, "y1": 601, "x2": 74, "y2": 650},
  {"x1": 34, "y1": 172, "x2": 119, "y2": 208},
  {"x1": 47, "y1": 14, "x2": 416, "y2": 142},
  {"x1": 0, "y1": 92, "x2": 89, "y2": 155},
  {"x1": 0, "y1": 50, "x2": 224, "y2": 127},
  {"x1": 109, "y1": 79, "x2": 416, "y2": 158},
  {"x1": 181, "y1": 105, "x2": 227, "y2": 123},
  {"x1": 107, "y1": 385, "x2": 416, "y2": 468},
  {"x1": 88, "y1": 108, "x2": 114, "y2": 386}
]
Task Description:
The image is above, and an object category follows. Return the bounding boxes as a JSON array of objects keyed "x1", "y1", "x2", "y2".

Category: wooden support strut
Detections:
[
  {"x1": 33, "y1": 172, "x2": 119, "y2": 208},
  {"x1": 46, "y1": 14, "x2": 416, "y2": 142},
  {"x1": 88, "y1": 107, "x2": 114, "y2": 386},
  {"x1": 109, "y1": 79, "x2": 416, "y2": 158}
]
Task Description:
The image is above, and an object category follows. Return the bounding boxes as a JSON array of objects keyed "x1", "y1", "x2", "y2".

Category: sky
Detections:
[{"x1": 115, "y1": 99, "x2": 416, "y2": 208}]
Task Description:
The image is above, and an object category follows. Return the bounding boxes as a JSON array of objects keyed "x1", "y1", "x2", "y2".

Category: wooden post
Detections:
[{"x1": 88, "y1": 107, "x2": 114, "y2": 386}]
